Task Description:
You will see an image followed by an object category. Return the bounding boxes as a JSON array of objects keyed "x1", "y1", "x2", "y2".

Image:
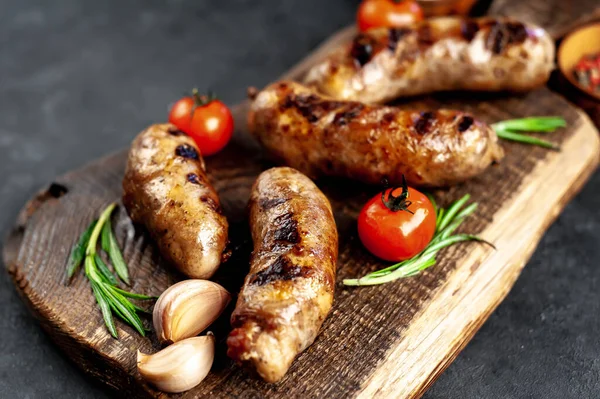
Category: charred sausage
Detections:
[
  {"x1": 227, "y1": 167, "x2": 338, "y2": 383},
  {"x1": 122, "y1": 123, "x2": 228, "y2": 279},
  {"x1": 248, "y1": 81, "x2": 504, "y2": 187},
  {"x1": 304, "y1": 17, "x2": 554, "y2": 103}
]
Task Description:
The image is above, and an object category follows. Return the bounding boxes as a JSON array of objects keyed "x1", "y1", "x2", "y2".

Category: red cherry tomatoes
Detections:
[
  {"x1": 358, "y1": 182, "x2": 436, "y2": 262},
  {"x1": 357, "y1": 0, "x2": 424, "y2": 32},
  {"x1": 168, "y1": 90, "x2": 234, "y2": 156}
]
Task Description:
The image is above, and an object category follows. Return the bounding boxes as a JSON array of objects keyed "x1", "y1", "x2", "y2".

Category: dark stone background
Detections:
[{"x1": 0, "y1": 0, "x2": 598, "y2": 398}]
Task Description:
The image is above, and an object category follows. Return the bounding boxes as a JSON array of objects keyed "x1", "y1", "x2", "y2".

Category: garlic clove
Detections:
[
  {"x1": 153, "y1": 279, "x2": 230, "y2": 344},
  {"x1": 137, "y1": 335, "x2": 215, "y2": 393}
]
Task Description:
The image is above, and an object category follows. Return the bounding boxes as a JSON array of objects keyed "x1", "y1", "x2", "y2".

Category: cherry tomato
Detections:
[
  {"x1": 357, "y1": 0, "x2": 424, "y2": 32},
  {"x1": 358, "y1": 182, "x2": 436, "y2": 262},
  {"x1": 168, "y1": 90, "x2": 234, "y2": 156}
]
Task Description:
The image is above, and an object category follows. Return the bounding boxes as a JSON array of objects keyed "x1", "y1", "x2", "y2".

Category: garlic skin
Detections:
[
  {"x1": 137, "y1": 335, "x2": 215, "y2": 393},
  {"x1": 153, "y1": 279, "x2": 230, "y2": 344}
]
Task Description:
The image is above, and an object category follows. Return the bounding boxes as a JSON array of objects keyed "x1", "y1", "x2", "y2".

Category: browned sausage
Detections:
[
  {"x1": 304, "y1": 17, "x2": 554, "y2": 103},
  {"x1": 122, "y1": 123, "x2": 228, "y2": 279},
  {"x1": 248, "y1": 81, "x2": 503, "y2": 187},
  {"x1": 227, "y1": 167, "x2": 338, "y2": 383}
]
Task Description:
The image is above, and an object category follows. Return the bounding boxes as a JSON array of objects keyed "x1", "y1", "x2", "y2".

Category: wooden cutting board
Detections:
[{"x1": 4, "y1": 4, "x2": 600, "y2": 399}]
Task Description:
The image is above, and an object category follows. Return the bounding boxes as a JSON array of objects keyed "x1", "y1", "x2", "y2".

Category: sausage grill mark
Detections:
[
  {"x1": 168, "y1": 126, "x2": 186, "y2": 136},
  {"x1": 486, "y1": 21, "x2": 528, "y2": 54},
  {"x1": 414, "y1": 112, "x2": 436, "y2": 135},
  {"x1": 382, "y1": 112, "x2": 395, "y2": 124},
  {"x1": 417, "y1": 24, "x2": 434, "y2": 45},
  {"x1": 350, "y1": 33, "x2": 375, "y2": 67},
  {"x1": 282, "y1": 94, "x2": 345, "y2": 124},
  {"x1": 249, "y1": 255, "x2": 311, "y2": 286},
  {"x1": 332, "y1": 103, "x2": 365, "y2": 126},
  {"x1": 187, "y1": 173, "x2": 201, "y2": 184},
  {"x1": 461, "y1": 20, "x2": 480, "y2": 42},
  {"x1": 457, "y1": 116, "x2": 474, "y2": 132},
  {"x1": 259, "y1": 197, "x2": 287, "y2": 210},
  {"x1": 273, "y1": 213, "x2": 300, "y2": 244},
  {"x1": 175, "y1": 144, "x2": 199, "y2": 160},
  {"x1": 200, "y1": 195, "x2": 223, "y2": 214},
  {"x1": 388, "y1": 28, "x2": 411, "y2": 52}
]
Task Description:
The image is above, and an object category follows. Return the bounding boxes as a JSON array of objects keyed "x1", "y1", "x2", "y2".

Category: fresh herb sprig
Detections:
[
  {"x1": 343, "y1": 194, "x2": 493, "y2": 286},
  {"x1": 492, "y1": 116, "x2": 566, "y2": 150},
  {"x1": 67, "y1": 203, "x2": 155, "y2": 338}
]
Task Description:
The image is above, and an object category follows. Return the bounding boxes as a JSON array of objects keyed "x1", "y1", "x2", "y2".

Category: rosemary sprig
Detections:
[
  {"x1": 67, "y1": 202, "x2": 155, "y2": 338},
  {"x1": 101, "y1": 218, "x2": 130, "y2": 285},
  {"x1": 343, "y1": 194, "x2": 493, "y2": 286},
  {"x1": 66, "y1": 219, "x2": 97, "y2": 280},
  {"x1": 492, "y1": 116, "x2": 566, "y2": 151}
]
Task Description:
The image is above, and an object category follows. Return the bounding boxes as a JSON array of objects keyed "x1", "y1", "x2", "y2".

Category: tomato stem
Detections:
[
  {"x1": 381, "y1": 175, "x2": 413, "y2": 214},
  {"x1": 188, "y1": 88, "x2": 218, "y2": 119}
]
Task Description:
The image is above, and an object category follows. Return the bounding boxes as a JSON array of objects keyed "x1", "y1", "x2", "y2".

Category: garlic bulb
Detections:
[
  {"x1": 153, "y1": 279, "x2": 230, "y2": 344},
  {"x1": 137, "y1": 335, "x2": 215, "y2": 393}
]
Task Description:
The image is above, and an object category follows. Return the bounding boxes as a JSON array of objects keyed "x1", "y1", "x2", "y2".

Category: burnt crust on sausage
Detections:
[
  {"x1": 304, "y1": 16, "x2": 555, "y2": 103},
  {"x1": 248, "y1": 81, "x2": 504, "y2": 187},
  {"x1": 227, "y1": 167, "x2": 338, "y2": 383}
]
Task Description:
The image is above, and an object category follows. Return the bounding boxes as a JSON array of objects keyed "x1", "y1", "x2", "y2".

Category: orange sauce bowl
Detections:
[{"x1": 558, "y1": 22, "x2": 600, "y2": 102}]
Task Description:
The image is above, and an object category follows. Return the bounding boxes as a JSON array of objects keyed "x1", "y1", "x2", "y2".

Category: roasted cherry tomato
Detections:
[
  {"x1": 357, "y1": 0, "x2": 424, "y2": 32},
  {"x1": 168, "y1": 90, "x2": 234, "y2": 156},
  {"x1": 358, "y1": 179, "x2": 436, "y2": 262}
]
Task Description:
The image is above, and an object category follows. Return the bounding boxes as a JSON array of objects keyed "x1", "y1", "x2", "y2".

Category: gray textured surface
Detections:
[{"x1": 0, "y1": 1, "x2": 599, "y2": 398}]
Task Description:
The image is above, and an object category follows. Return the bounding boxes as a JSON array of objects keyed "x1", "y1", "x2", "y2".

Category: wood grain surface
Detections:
[{"x1": 4, "y1": 3, "x2": 600, "y2": 399}]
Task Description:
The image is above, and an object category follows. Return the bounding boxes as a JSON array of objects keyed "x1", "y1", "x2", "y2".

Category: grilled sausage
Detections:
[
  {"x1": 304, "y1": 17, "x2": 554, "y2": 103},
  {"x1": 122, "y1": 123, "x2": 228, "y2": 279},
  {"x1": 227, "y1": 167, "x2": 338, "y2": 383},
  {"x1": 248, "y1": 81, "x2": 503, "y2": 187}
]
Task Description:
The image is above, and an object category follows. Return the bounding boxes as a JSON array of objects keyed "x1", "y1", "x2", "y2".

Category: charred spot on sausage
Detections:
[
  {"x1": 486, "y1": 21, "x2": 528, "y2": 54},
  {"x1": 350, "y1": 33, "x2": 375, "y2": 67},
  {"x1": 200, "y1": 195, "x2": 223, "y2": 214},
  {"x1": 417, "y1": 24, "x2": 434, "y2": 45},
  {"x1": 187, "y1": 173, "x2": 201, "y2": 184},
  {"x1": 259, "y1": 197, "x2": 287, "y2": 210},
  {"x1": 273, "y1": 213, "x2": 300, "y2": 244},
  {"x1": 487, "y1": 23, "x2": 508, "y2": 54},
  {"x1": 382, "y1": 112, "x2": 395, "y2": 124},
  {"x1": 332, "y1": 103, "x2": 364, "y2": 126},
  {"x1": 282, "y1": 93, "x2": 345, "y2": 124},
  {"x1": 388, "y1": 28, "x2": 411, "y2": 52},
  {"x1": 457, "y1": 116, "x2": 474, "y2": 132},
  {"x1": 505, "y1": 22, "x2": 528, "y2": 43},
  {"x1": 414, "y1": 112, "x2": 435, "y2": 135},
  {"x1": 168, "y1": 126, "x2": 186, "y2": 136},
  {"x1": 175, "y1": 144, "x2": 199, "y2": 160},
  {"x1": 249, "y1": 256, "x2": 311, "y2": 286},
  {"x1": 461, "y1": 20, "x2": 480, "y2": 42}
]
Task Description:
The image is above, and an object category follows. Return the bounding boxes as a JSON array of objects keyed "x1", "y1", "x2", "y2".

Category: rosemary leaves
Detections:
[
  {"x1": 67, "y1": 203, "x2": 155, "y2": 338},
  {"x1": 492, "y1": 116, "x2": 566, "y2": 150}
]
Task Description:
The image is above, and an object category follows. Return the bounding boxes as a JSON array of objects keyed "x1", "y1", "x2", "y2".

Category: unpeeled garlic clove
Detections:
[
  {"x1": 137, "y1": 334, "x2": 215, "y2": 393},
  {"x1": 153, "y1": 279, "x2": 230, "y2": 344}
]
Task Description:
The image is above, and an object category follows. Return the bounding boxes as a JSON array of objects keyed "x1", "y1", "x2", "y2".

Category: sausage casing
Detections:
[
  {"x1": 248, "y1": 81, "x2": 503, "y2": 187},
  {"x1": 122, "y1": 123, "x2": 228, "y2": 279},
  {"x1": 227, "y1": 167, "x2": 338, "y2": 383},
  {"x1": 304, "y1": 17, "x2": 554, "y2": 103}
]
